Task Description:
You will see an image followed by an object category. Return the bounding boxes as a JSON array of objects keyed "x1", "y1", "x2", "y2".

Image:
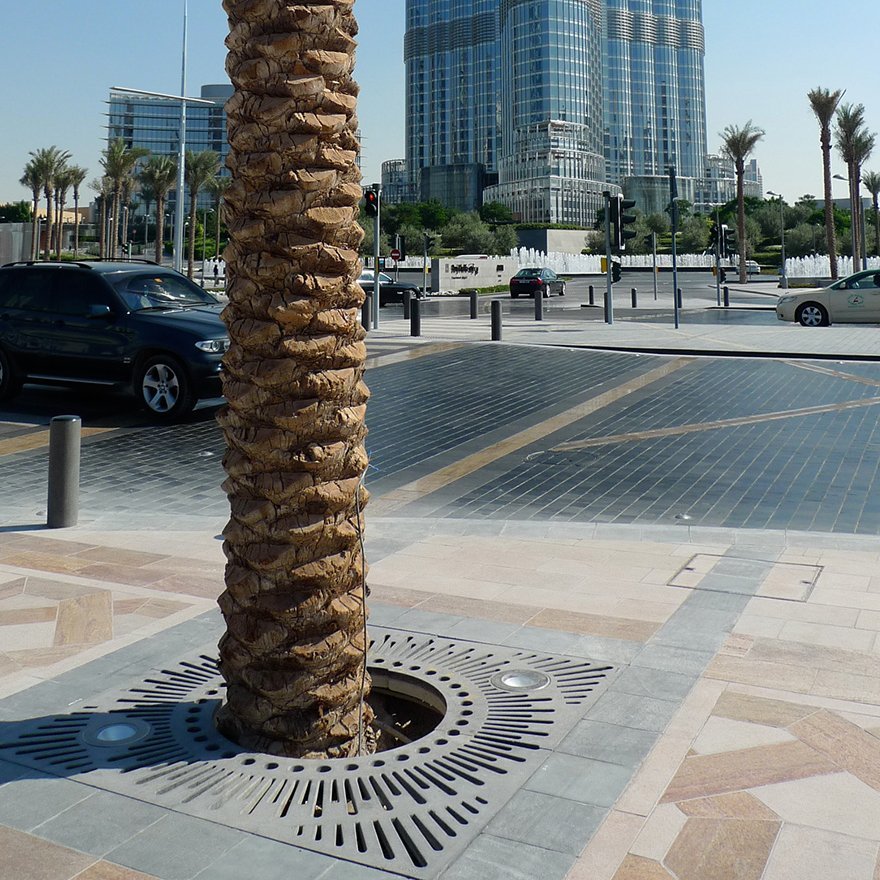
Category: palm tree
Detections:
[
  {"x1": 184, "y1": 150, "x2": 220, "y2": 277},
  {"x1": 67, "y1": 165, "x2": 88, "y2": 259},
  {"x1": 90, "y1": 177, "x2": 113, "y2": 259},
  {"x1": 864, "y1": 170, "x2": 880, "y2": 257},
  {"x1": 808, "y1": 88, "x2": 844, "y2": 278},
  {"x1": 19, "y1": 161, "x2": 42, "y2": 260},
  {"x1": 101, "y1": 138, "x2": 148, "y2": 259},
  {"x1": 139, "y1": 155, "x2": 177, "y2": 265},
  {"x1": 206, "y1": 175, "x2": 232, "y2": 258},
  {"x1": 55, "y1": 166, "x2": 76, "y2": 259},
  {"x1": 720, "y1": 121, "x2": 765, "y2": 282},
  {"x1": 835, "y1": 104, "x2": 875, "y2": 268},
  {"x1": 218, "y1": 0, "x2": 373, "y2": 758},
  {"x1": 29, "y1": 146, "x2": 70, "y2": 260}
]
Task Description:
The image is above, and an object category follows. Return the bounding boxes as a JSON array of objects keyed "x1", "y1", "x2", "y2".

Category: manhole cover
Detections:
[{"x1": 0, "y1": 628, "x2": 615, "y2": 879}]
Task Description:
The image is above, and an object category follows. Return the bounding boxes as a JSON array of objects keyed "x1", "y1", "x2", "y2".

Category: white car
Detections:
[{"x1": 775, "y1": 269, "x2": 880, "y2": 327}]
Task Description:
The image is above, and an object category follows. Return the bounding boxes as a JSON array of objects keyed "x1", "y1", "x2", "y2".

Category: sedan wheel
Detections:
[
  {"x1": 558, "y1": 283, "x2": 566, "y2": 296},
  {"x1": 796, "y1": 303, "x2": 828, "y2": 327},
  {"x1": 136, "y1": 355, "x2": 195, "y2": 420}
]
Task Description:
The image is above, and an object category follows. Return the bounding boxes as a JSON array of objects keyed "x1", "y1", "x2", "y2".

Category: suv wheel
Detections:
[
  {"x1": 135, "y1": 355, "x2": 195, "y2": 420},
  {"x1": 0, "y1": 346, "x2": 22, "y2": 402}
]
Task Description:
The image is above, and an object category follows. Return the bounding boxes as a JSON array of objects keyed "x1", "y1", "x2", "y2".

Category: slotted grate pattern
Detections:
[{"x1": 0, "y1": 629, "x2": 615, "y2": 879}]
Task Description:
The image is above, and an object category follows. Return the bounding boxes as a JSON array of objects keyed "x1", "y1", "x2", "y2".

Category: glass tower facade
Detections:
[
  {"x1": 404, "y1": 0, "x2": 708, "y2": 222},
  {"x1": 604, "y1": 0, "x2": 707, "y2": 181},
  {"x1": 107, "y1": 84, "x2": 232, "y2": 213}
]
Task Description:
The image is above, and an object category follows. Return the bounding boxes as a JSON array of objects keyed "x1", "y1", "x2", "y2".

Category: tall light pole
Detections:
[
  {"x1": 766, "y1": 191, "x2": 787, "y2": 289},
  {"x1": 175, "y1": 0, "x2": 188, "y2": 274}
]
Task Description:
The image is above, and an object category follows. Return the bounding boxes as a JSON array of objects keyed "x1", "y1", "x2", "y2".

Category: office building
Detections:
[{"x1": 403, "y1": 0, "x2": 709, "y2": 224}]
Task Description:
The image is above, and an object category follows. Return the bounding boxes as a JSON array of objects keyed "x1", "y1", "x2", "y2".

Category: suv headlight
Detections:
[{"x1": 195, "y1": 338, "x2": 230, "y2": 354}]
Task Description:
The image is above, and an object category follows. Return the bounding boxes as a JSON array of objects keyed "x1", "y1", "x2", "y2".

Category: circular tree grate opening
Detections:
[{"x1": 369, "y1": 669, "x2": 447, "y2": 753}]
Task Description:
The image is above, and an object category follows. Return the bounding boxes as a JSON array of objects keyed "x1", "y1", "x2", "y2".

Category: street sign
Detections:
[{"x1": 390, "y1": 248, "x2": 401, "y2": 262}]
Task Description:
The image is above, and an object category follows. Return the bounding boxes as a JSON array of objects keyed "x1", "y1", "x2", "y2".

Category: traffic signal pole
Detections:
[
  {"x1": 603, "y1": 191, "x2": 613, "y2": 325},
  {"x1": 668, "y1": 166, "x2": 680, "y2": 330},
  {"x1": 714, "y1": 209, "x2": 722, "y2": 307}
]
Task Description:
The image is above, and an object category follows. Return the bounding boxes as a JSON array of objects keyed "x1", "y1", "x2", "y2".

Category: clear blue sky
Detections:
[{"x1": 1, "y1": 0, "x2": 878, "y2": 207}]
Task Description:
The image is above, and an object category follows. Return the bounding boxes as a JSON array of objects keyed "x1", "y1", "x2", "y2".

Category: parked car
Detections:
[
  {"x1": 358, "y1": 270, "x2": 422, "y2": 307},
  {"x1": 509, "y1": 268, "x2": 566, "y2": 298},
  {"x1": 775, "y1": 269, "x2": 880, "y2": 327},
  {"x1": 0, "y1": 260, "x2": 229, "y2": 420},
  {"x1": 723, "y1": 260, "x2": 761, "y2": 277}
]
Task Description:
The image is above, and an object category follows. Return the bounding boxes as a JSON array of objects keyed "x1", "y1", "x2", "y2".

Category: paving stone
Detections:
[
  {"x1": 558, "y1": 719, "x2": 659, "y2": 766},
  {"x1": 439, "y1": 832, "x2": 576, "y2": 880},
  {"x1": 486, "y1": 789, "x2": 605, "y2": 855},
  {"x1": 612, "y1": 666, "x2": 697, "y2": 702},
  {"x1": 0, "y1": 774, "x2": 93, "y2": 831},
  {"x1": 524, "y1": 753, "x2": 633, "y2": 807},
  {"x1": 190, "y1": 836, "x2": 337, "y2": 880},
  {"x1": 586, "y1": 691, "x2": 679, "y2": 733},
  {"x1": 631, "y1": 644, "x2": 715, "y2": 677},
  {"x1": 33, "y1": 790, "x2": 166, "y2": 856}
]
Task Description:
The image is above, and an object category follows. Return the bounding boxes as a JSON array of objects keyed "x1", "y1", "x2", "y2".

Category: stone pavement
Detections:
[{"x1": 2, "y1": 317, "x2": 880, "y2": 879}]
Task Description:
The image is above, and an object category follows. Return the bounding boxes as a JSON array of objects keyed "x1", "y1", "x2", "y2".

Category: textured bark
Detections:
[{"x1": 217, "y1": 0, "x2": 373, "y2": 759}]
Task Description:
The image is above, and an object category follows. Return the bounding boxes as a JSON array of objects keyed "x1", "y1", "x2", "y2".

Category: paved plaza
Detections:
[{"x1": 3, "y1": 282, "x2": 880, "y2": 879}]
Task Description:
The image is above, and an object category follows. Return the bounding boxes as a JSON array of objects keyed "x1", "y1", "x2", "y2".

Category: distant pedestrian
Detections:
[{"x1": 213, "y1": 261, "x2": 219, "y2": 284}]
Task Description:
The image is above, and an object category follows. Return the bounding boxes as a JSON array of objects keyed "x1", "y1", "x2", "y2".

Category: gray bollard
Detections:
[
  {"x1": 361, "y1": 294, "x2": 371, "y2": 329},
  {"x1": 588, "y1": 284, "x2": 594, "y2": 306},
  {"x1": 491, "y1": 299, "x2": 502, "y2": 341},
  {"x1": 631, "y1": 287, "x2": 638, "y2": 308},
  {"x1": 410, "y1": 297, "x2": 421, "y2": 337},
  {"x1": 676, "y1": 287, "x2": 683, "y2": 309},
  {"x1": 723, "y1": 285, "x2": 730, "y2": 307},
  {"x1": 403, "y1": 290, "x2": 412, "y2": 320},
  {"x1": 47, "y1": 415, "x2": 81, "y2": 528},
  {"x1": 534, "y1": 289, "x2": 543, "y2": 321},
  {"x1": 469, "y1": 289, "x2": 478, "y2": 319}
]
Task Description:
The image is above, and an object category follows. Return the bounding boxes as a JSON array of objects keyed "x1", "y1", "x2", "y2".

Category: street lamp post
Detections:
[{"x1": 766, "y1": 191, "x2": 787, "y2": 289}]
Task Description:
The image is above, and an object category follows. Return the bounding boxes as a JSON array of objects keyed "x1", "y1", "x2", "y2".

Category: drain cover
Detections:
[{"x1": 0, "y1": 628, "x2": 615, "y2": 879}]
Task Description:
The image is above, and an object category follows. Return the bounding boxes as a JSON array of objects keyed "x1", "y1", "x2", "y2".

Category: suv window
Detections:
[
  {"x1": 112, "y1": 273, "x2": 215, "y2": 310},
  {"x1": 0, "y1": 269, "x2": 55, "y2": 311},
  {"x1": 53, "y1": 273, "x2": 115, "y2": 316}
]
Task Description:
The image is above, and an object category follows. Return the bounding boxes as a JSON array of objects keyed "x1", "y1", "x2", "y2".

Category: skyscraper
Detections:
[{"x1": 402, "y1": 0, "x2": 708, "y2": 223}]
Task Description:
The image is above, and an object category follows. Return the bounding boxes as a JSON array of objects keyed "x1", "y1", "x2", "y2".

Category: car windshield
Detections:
[
  {"x1": 515, "y1": 269, "x2": 542, "y2": 278},
  {"x1": 113, "y1": 274, "x2": 218, "y2": 311}
]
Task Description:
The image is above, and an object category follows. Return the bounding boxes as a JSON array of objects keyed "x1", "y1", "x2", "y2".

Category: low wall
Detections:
[{"x1": 431, "y1": 256, "x2": 520, "y2": 293}]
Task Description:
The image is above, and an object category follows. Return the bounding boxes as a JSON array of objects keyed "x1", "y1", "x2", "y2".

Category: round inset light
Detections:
[
  {"x1": 81, "y1": 717, "x2": 152, "y2": 748},
  {"x1": 95, "y1": 723, "x2": 139, "y2": 743},
  {"x1": 489, "y1": 670, "x2": 552, "y2": 692}
]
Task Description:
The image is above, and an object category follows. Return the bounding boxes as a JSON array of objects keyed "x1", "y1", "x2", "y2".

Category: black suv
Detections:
[{"x1": 0, "y1": 261, "x2": 229, "y2": 420}]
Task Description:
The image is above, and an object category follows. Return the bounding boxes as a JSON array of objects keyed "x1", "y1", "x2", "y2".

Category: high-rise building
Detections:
[
  {"x1": 107, "y1": 84, "x2": 233, "y2": 214},
  {"x1": 403, "y1": 0, "x2": 709, "y2": 223}
]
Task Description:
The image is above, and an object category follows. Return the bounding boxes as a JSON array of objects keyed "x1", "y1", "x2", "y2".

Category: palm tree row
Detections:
[
  {"x1": 20, "y1": 147, "x2": 88, "y2": 261},
  {"x1": 21, "y1": 140, "x2": 227, "y2": 275}
]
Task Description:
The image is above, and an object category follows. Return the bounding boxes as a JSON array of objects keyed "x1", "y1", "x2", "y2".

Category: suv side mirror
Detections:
[{"x1": 87, "y1": 304, "x2": 113, "y2": 319}]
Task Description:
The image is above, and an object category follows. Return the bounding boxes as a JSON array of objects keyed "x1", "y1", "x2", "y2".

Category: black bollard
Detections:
[
  {"x1": 588, "y1": 284, "x2": 594, "y2": 306},
  {"x1": 410, "y1": 297, "x2": 421, "y2": 337},
  {"x1": 361, "y1": 294, "x2": 371, "y2": 329},
  {"x1": 631, "y1": 287, "x2": 638, "y2": 308},
  {"x1": 723, "y1": 285, "x2": 730, "y2": 307},
  {"x1": 469, "y1": 289, "x2": 478, "y2": 319},
  {"x1": 534, "y1": 289, "x2": 543, "y2": 321},
  {"x1": 491, "y1": 299, "x2": 502, "y2": 341},
  {"x1": 47, "y1": 415, "x2": 81, "y2": 528},
  {"x1": 676, "y1": 287, "x2": 683, "y2": 309},
  {"x1": 403, "y1": 290, "x2": 412, "y2": 320}
]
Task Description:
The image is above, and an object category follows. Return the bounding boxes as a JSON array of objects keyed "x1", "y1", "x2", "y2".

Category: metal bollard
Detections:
[
  {"x1": 534, "y1": 289, "x2": 543, "y2": 321},
  {"x1": 361, "y1": 294, "x2": 371, "y2": 330},
  {"x1": 491, "y1": 299, "x2": 502, "y2": 341},
  {"x1": 723, "y1": 286, "x2": 730, "y2": 308},
  {"x1": 631, "y1": 287, "x2": 638, "y2": 308},
  {"x1": 469, "y1": 290, "x2": 478, "y2": 319},
  {"x1": 403, "y1": 290, "x2": 412, "y2": 320},
  {"x1": 676, "y1": 287, "x2": 683, "y2": 309},
  {"x1": 588, "y1": 284, "x2": 594, "y2": 306},
  {"x1": 410, "y1": 297, "x2": 421, "y2": 337},
  {"x1": 47, "y1": 415, "x2": 81, "y2": 528}
]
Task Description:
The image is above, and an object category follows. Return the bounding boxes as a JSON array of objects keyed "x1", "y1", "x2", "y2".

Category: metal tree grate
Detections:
[{"x1": 0, "y1": 628, "x2": 616, "y2": 879}]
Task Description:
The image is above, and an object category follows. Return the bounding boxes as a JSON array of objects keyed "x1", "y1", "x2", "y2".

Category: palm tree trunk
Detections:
[
  {"x1": 821, "y1": 132, "x2": 838, "y2": 279},
  {"x1": 73, "y1": 195, "x2": 80, "y2": 258},
  {"x1": 111, "y1": 191, "x2": 121, "y2": 259},
  {"x1": 848, "y1": 163, "x2": 860, "y2": 269},
  {"x1": 44, "y1": 190, "x2": 54, "y2": 261},
  {"x1": 217, "y1": 0, "x2": 372, "y2": 759},
  {"x1": 30, "y1": 195, "x2": 39, "y2": 260},
  {"x1": 873, "y1": 196, "x2": 880, "y2": 257},
  {"x1": 215, "y1": 200, "x2": 221, "y2": 259}
]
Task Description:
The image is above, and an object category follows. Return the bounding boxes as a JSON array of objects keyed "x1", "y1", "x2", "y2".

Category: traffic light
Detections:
[
  {"x1": 610, "y1": 194, "x2": 637, "y2": 252},
  {"x1": 721, "y1": 224, "x2": 736, "y2": 258},
  {"x1": 612, "y1": 260, "x2": 622, "y2": 283},
  {"x1": 708, "y1": 219, "x2": 719, "y2": 254},
  {"x1": 364, "y1": 188, "x2": 379, "y2": 217}
]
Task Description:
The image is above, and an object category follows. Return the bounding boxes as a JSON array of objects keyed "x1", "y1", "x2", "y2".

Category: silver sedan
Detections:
[{"x1": 776, "y1": 269, "x2": 880, "y2": 326}]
